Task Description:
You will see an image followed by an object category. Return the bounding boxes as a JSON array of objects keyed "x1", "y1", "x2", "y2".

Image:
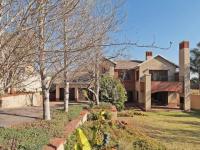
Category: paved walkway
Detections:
[{"x1": 0, "y1": 102, "x2": 84, "y2": 128}]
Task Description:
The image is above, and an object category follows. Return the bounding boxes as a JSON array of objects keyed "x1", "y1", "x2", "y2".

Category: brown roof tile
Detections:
[{"x1": 115, "y1": 60, "x2": 142, "y2": 70}]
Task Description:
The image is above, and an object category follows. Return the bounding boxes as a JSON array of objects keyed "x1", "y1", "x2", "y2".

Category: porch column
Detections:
[
  {"x1": 144, "y1": 74, "x2": 151, "y2": 111},
  {"x1": 75, "y1": 87, "x2": 79, "y2": 102},
  {"x1": 56, "y1": 84, "x2": 60, "y2": 101}
]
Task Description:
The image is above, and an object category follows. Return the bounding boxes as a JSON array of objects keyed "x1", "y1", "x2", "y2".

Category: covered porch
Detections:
[
  {"x1": 50, "y1": 82, "x2": 91, "y2": 102},
  {"x1": 139, "y1": 74, "x2": 187, "y2": 111}
]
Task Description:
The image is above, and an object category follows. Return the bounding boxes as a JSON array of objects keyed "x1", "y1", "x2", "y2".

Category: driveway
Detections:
[{"x1": 0, "y1": 102, "x2": 67, "y2": 127}]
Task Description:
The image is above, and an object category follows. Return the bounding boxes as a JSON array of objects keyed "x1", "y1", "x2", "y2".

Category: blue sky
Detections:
[{"x1": 113, "y1": 0, "x2": 200, "y2": 64}]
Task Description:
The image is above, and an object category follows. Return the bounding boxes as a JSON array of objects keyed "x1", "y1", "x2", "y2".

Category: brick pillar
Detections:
[
  {"x1": 144, "y1": 74, "x2": 151, "y2": 111},
  {"x1": 179, "y1": 41, "x2": 191, "y2": 111},
  {"x1": 56, "y1": 84, "x2": 60, "y2": 101},
  {"x1": 75, "y1": 87, "x2": 79, "y2": 102}
]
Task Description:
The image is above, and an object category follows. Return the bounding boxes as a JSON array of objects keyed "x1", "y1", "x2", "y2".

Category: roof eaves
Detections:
[{"x1": 155, "y1": 55, "x2": 179, "y2": 68}]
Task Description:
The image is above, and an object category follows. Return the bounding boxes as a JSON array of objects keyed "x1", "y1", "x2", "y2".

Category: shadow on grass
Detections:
[
  {"x1": 156, "y1": 110, "x2": 200, "y2": 119},
  {"x1": 0, "y1": 111, "x2": 41, "y2": 119},
  {"x1": 143, "y1": 124, "x2": 200, "y2": 145},
  {"x1": 165, "y1": 119, "x2": 200, "y2": 127}
]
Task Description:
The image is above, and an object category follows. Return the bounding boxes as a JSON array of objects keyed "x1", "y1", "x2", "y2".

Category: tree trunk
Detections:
[
  {"x1": 63, "y1": 3, "x2": 69, "y2": 112},
  {"x1": 94, "y1": 51, "x2": 100, "y2": 105},
  {"x1": 42, "y1": 83, "x2": 51, "y2": 120},
  {"x1": 95, "y1": 74, "x2": 100, "y2": 105},
  {"x1": 64, "y1": 82, "x2": 69, "y2": 112},
  {"x1": 38, "y1": 0, "x2": 51, "y2": 120}
]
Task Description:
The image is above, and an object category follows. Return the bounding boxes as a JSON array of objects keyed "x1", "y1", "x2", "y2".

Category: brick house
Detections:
[{"x1": 54, "y1": 41, "x2": 190, "y2": 111}]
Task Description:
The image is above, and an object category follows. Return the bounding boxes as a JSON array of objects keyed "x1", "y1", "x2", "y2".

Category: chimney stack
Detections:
[
  {"x1": 146, "y1": 51, "x2": 153, "y2": 60},
  {"x1": 179, "y1": 41, "x2": 190, "y2": 111}
]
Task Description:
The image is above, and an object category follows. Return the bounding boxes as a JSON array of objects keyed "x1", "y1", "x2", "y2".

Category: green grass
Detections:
[
  {"x1": 0, "y1": 105, "x2": 83, "y2": 150},
  {"x1": 118, "y1": 109, "x2": 200, "y2": 150}
]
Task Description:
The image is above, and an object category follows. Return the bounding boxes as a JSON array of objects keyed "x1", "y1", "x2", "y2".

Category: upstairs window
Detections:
[
  {"x1": 119, "y1": 70, "x2": 131, "y2": 80},
  {"x1": 149, "y1": 70, "x2": 168, "y2": 81}
]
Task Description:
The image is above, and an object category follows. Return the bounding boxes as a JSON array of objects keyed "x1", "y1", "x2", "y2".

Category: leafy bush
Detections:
[{"x1": 100, "y1": 76, "x2": 127, "y2": 111}]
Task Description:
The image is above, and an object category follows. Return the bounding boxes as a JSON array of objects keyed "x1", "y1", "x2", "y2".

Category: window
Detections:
[
  {"x1": 136, "y1": 70, "x2": 139, "y2": 81},
  {"x1": 101, "y1": 67, "x2": 107, "y2": 74},
  {"x1": 119, "y1": 70, "x2": 131, "y2": 80},
  {"x1": 149, "y1": 70, "x2": 168, "y2": 81}
]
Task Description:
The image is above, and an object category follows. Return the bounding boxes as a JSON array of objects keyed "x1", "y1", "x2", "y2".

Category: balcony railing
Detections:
[{"x1": 151, "y1": 75, "x2": 183, "y2": 82}]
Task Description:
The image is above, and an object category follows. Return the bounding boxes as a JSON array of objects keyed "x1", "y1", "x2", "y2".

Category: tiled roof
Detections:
[{"x1": 115, "y1": 60, "x2": 143, "y2": 70}]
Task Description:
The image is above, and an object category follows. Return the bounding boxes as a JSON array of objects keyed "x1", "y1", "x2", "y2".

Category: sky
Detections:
[{"x1": 112, "y1": 0, "x2": 200, "y2": 64}]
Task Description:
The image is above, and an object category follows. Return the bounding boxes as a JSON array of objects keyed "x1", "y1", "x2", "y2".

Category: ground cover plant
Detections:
[{"x1": 0, "y1": 105, "x2": 83, "y2": 150}]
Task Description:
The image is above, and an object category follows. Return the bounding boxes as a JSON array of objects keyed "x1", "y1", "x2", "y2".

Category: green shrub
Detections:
[{"x1": 100, "y1": 76, "x2": 127, "y2": 111}]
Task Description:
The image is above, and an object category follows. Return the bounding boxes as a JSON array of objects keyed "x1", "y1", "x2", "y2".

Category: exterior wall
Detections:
[
  {"x1": 136, "y1": 58, "x2": 177, "y2": 104},
  {"x1": 0, "y1": 92, "x2": 42, "y2": 108},
  {"x1": 168, "y1": 92, "x2": 180, "y2": 108},
  {"x1": 191, "y1": 94, "x2": 200, "y2": 110},
  {"x1": 100, "y1": 60, "x2": 115, "y2": 76},
  {"x1": 18, "y1": 74, "x2": 42, "y2": 92},
  {"x1": 139, "y1": 57, "x2": 176, "y2": 79},
  {"x1": 114, "y1": 69, "x2": 136, "y2": 102}
]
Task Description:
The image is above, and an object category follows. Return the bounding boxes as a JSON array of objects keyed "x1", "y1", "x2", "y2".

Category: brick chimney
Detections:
[
  {"x1": 146, "y1": 51, "x2": 153, "y2": 60},
  {"x1": 179, "y1": 41, "x2": 190, "y2": 111}
]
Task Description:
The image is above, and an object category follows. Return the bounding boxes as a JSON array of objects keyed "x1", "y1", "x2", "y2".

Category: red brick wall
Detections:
[{"x1": 114, "y1": 69, "x2": 136, "y2": 101}]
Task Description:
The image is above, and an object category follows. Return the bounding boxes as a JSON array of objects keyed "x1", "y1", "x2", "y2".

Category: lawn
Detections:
[
  {"x1": 118, "y1": 109, "x2": 200, "y2": 150},
  {"x1": 0, "y1": 105, "x2": 83, "y2": 150}
]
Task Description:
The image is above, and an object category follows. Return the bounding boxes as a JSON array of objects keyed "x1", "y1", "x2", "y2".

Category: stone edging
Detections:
[{"x1": 43, "y1": 110, "x2": 88, "y2": 150}]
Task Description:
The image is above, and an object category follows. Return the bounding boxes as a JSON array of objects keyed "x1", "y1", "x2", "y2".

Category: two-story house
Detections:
[
  {"x1": 53, "y1": 41, "x2": 190, "y2": 111},
  {"x1": 114, "y1": 41, "x2": 190, "y2": 111}
]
